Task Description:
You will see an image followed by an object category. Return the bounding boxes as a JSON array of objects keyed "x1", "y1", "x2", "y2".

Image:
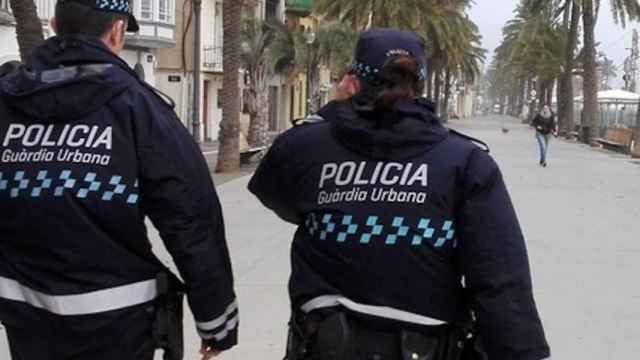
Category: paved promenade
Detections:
[{"x1": 1, "y1": 115, "x2": 639, "y2": 359}]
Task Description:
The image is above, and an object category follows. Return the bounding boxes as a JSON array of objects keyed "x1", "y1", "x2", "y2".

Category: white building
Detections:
[
  {"x1": 0, "y1": 0, "x2": 177, "y2": 87},
  {"x1": 155, "y1": 0, "x2": 291, "y2": 142}
]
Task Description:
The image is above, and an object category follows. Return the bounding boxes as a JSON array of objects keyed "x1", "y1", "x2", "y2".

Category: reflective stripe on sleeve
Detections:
[
  {"x1": 0, "y1": 276, "x2": 157, "y2": 316},
  {"x1": 196, "y1": 299, "x2": 238, "y2": 331},
  {"x1": 301, "y1": 295, "x2": 446, "y2": 327},
  {"x1": 198, "y1": 314, "x2": 239, "y2": 341}
]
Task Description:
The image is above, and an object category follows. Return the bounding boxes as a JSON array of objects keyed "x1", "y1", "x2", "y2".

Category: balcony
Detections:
[
  {"x1": 203, "y1": 46, "x2": 223, "y2": 73},
  {"x1": 126, "y1": 0, "x2": 176, "y2": 49},
  {"x1": 285, "y1": 0, "x2": 313, "y2": 15}
]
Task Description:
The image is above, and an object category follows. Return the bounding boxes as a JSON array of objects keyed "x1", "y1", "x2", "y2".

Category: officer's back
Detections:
[
  {"x1": 250, "y1": 28, "x2": 550, "y2": 360},
  {"x1": 0, "y1": 1, "x2": 238, "y2": 359}
]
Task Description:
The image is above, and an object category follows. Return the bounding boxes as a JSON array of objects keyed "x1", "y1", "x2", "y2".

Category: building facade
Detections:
[
  {"x1": 155, "y1": 0, "x2": 291, "y2": 143},
  {"x1": 0, "y1": 0, "x2": 176, "y2": 87}
]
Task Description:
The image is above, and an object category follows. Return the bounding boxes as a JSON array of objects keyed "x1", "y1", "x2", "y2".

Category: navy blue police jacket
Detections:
[
  {"x1": 0, "y1": 36, "x2": 237, "y2": 349},
  {"x1": 249, "y1": 98, "x2": 550, "y2": 360}
]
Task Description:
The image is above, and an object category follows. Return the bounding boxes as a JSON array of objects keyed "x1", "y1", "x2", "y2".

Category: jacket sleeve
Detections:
[
  {"x1": 455, "y1": 149, "x2": 550, "y2": 360},
  {"x1": 247, "y1": 133, "x2": 301, "y2": 224},
  {"x1": 134, "y1": 90, "x2": 238, "y2": 350}
]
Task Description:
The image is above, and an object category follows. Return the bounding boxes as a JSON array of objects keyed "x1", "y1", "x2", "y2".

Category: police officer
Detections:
[
  {"x1": 249, "y1": 28, "x2": 550, "y2": 360},
  {"x1": 0, "y1": 1, "x2": 238, "y2": 359}
]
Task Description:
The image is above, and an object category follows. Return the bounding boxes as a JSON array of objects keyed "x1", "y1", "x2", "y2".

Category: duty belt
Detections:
[{"x1": 0, "y1": 275, "x2": 158, "y2": 316}]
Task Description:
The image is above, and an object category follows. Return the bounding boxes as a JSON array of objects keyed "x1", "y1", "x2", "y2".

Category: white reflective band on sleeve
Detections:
[
  {"x1": 0, "y1": 276, "x2": 157, "y2": 316},
  {"x1": 198, "y1": 314, "x2": 239, "y2": 341},
  {"x1": 301, "y1": 295, "x2": 447, "y2": 327},
  {"x1": 196, "y1": 299, "x2": 238, "y2": 331}
]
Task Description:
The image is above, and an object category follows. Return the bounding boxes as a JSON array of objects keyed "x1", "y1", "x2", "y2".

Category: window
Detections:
[
  {"x1": 266, "y1": 0, "x2": 278, "y2": 21},
  {"x1": 158, "y1": 0, "x2": 173, "y2": 23},
  {"x1": 137, "y1": 0, "x2": 174, "y2": 24},
  {"x1": 140, "y1": 0, "x2": 153, "y2": 20},
  {"x1": 0, "y1": 0, "x2": 9, "y2": 11}
]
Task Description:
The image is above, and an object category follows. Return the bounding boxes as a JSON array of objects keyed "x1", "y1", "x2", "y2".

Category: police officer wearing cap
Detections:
[
  {"x1": 0, "y1": 1, "x2": 238, "y2": 359},
  {"x1": 250, "y1": 28, "x2": 550, "y2": 360}
]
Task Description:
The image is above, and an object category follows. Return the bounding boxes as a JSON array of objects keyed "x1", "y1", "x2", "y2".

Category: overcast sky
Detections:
[{"x1": 469, "y1": 1, "x2": 638, "y2": 86}]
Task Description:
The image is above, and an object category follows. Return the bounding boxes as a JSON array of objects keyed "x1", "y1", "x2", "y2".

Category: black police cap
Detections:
[
  {"x1": 59, "y1": 0, "x2": 139, "y2": 32},
  {"x1": 352, "y1": 28, "x2": 427, "y2": 83}
]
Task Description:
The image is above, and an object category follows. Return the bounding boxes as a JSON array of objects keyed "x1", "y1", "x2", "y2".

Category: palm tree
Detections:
[
  {"x1": 558, "y1": 0, "x2": 580, "y2": 134},
  {"x1": 242, "y1": 18, "x2": 273, "y2": 147},
  {"x1": 269, "y1": 21, "x2": 357, "y2": 113},
  {"x1": 313, "y1": 0, "x2": 432, "y2": 30},
  {"x1": 437, "y1": 17, "x2": 486, "y2": 121},
  {"x1": 9, "y1": 0, "x2": 44, "y2": 61},
  {"x1": 492, "y1": 0, "x2": 568, "y2": 120},
  {"x1": 597, "y1": 53, "x2": 617, "y2": 90},
  {"x1": 216, "y1": 0, "x2": 242, "y2": 173},
  {"x1": 532, "y1": 0, "x2": 640, "y2": 140},
  {"x1": 582, "y1": 0, "x2": 600, "y2": 140}
]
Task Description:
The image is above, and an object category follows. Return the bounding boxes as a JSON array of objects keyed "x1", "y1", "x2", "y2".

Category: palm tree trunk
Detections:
[
  {"x1": 558, "y1": 0, "x2": 580, "y2": 134},
  {"x1": 516, "y1": 78, "x2": 526, "y2": 116},
  {"x1": 633, "y1": 99, "x2": 640, "y2": 158},
  {"x1": 426, "y1": 70, "x2": 434, "y2": 100},
  {"x1": 216, "y1": 0, "x2": 242, "y2": 173},
  {"x1": 433, "y1": 69, "x2": 442, "y2": 114},
  {"x1": 546, "y1": 80, "x2": 555, "y2": 107},
  {"x1": 582, "y1": 0, "x2": 600, "y2": 142},
  {"x1": 247, "y1": 83, "x2": 270, "y2": 147},
  {"x1": 442, "y1": 68, "x2": 451, "y2": 122},
  {"x1": 9, "y1": 0, "x2": 44, "y2": 61}
]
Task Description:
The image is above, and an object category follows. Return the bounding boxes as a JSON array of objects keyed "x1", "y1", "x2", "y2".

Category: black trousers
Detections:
[{"x1": 3, "y1": 304, "x2": 155, "y2": 360}]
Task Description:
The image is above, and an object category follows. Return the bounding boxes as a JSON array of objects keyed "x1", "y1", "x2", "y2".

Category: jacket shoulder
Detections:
[{"x1": 446, "y1": 128, "x2": 490, "y2": 153}]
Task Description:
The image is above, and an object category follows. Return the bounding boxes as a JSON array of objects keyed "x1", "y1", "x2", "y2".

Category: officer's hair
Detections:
[
  {"x1": 55, "y1": 1, "x2": 129, "y2": 38},
  {"x1": 358, "y1": 56, "x2": 425, "y2": 112}
]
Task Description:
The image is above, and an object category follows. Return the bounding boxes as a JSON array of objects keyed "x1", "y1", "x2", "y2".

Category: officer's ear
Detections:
[{"x1": 103, "y1": 19, "x2": 127, "y2": 55}]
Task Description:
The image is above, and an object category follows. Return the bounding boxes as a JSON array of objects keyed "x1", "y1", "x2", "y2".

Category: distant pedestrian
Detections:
[{"x1": 532, "y1": 105, "x2": 558, "y2": 167}]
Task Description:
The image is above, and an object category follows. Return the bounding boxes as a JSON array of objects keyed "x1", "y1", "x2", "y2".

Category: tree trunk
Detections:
[
  {"x1": 433, "y1": 69, "x2": 442, "y2": 114},
  {"x1": 558, "y1": 0, "x2": 580, "y2": 134},
  {"x1": 442, "y1": 68, "x2": 451, "y2": 122},
  {"x1": 9, "y1": 0, "x2": 44, "y2": 61},
  {"x1": 426, "y1": 70, "x2": 434, "y2": 100},
  {"x1": 247, "y1": 82, "x2": 270, "y2": 147},
  {"x1": 546, "y1": 80, "x2": 555, "y2": 107},
  {"x1": 216, "y1": 0, "x2": 242, "y2": 173},
  {"x1": 633, "y1": 99, "x2": 640, "y2": 158},
  {"x1": 516, "y1": 78, "x2": 526, "y2": 117},
  {"x1": 582, "y1": 0, "x2": 600, "y2": 142}
]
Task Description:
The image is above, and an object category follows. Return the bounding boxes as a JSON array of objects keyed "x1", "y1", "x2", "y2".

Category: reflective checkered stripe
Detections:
[
  {"x1": 0, "y1": 170, "x2": 139, "y2": 204},
  {"x1": 305, "y1": 212, "x2": 456, "y2": 248},
  {"x1": 196, "y1": 299, "x2": 239, "y2": 341},
  {"x1": 301, "y1": 295, "x2": 446, "y2": 327},
  {"x1": 0, "y1": 276, "x2": 157, "y2": 316}
]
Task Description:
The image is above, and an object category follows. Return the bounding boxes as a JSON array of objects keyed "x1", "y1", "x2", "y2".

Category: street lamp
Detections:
[
  {"x1": 304, "y1": 27, "x2": 316, "y2": 116},
  {"x1": 192, "y1": 0, "x2": 203, "y2": 143}
]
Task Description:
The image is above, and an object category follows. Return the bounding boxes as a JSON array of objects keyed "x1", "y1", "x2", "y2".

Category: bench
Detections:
[
  {"x1": 240, "y1": 146, "x2": 266, "y2": 164},
  {"x1": 594, "y1": 128, "x2": 633, "y2": 153}
]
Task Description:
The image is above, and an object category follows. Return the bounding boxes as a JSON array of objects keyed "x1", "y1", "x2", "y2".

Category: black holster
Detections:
[
  {"x1": 285, "y1": 311, "x2": 482, "y2": 360},
  {"x1": 152, "y1": 272, "x2": 186, "y2": 360}
]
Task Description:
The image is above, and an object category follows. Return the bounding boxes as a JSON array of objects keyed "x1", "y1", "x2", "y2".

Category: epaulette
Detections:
[
  {"x1": 292, "y1": 114, "x2": 326, "y2": 126},
  {"x1": 448, "y1": 128, "x2": 490, "y2": 153},
  {"x1": 140, "y1": 81, "x2": 177, "y2": 109}
]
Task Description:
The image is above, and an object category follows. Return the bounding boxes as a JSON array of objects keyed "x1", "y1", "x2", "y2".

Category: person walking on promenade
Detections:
[{"x1": 532, "y1": 105, "x2": 558, "y2": 167}]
